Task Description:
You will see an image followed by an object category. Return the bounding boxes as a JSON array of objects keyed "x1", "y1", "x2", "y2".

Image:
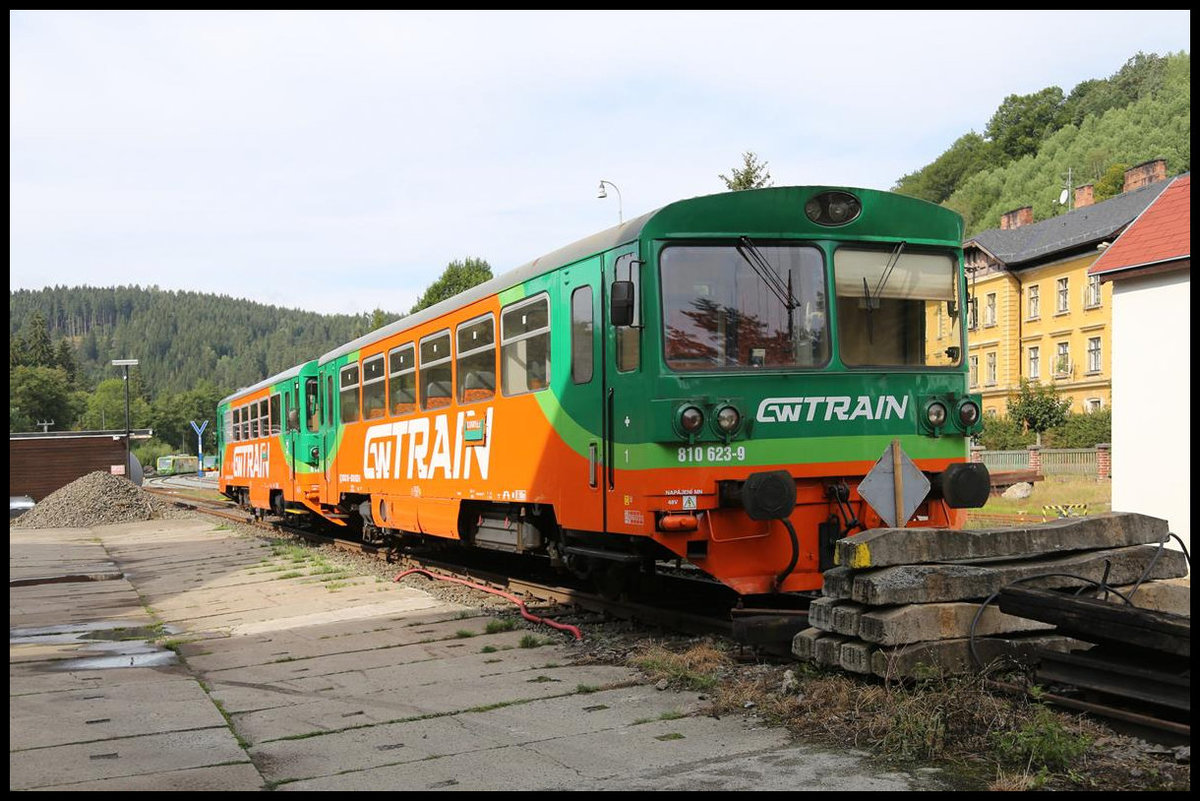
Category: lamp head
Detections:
[{"x1": 596, "y1": 182, "x2": 607, "y2": 199}]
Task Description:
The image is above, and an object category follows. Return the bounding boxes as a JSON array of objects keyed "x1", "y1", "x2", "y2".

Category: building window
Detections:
[
  {"x1": 1027, "y1": 285, "x2": 1040, "y2": 319},
  {"x1": 967, "y1": 297, "x2": 978, "y2": 330},
  {"x1": 1056, "y1": 277, "x2": 1069, "y2": 314},
  {"x1": 1028, "y1": 346, "x2": 1040, "y2": 379},
  {"x1": 1085, "y1": 397, "x2": 1103, "y2": 412},
  {"x1": 1055, "y1": 341, "x2": 1071, "y2": 377},
  {"x1": 968, "y1": 355, "x2": 978, "y2": 387},
  {"x1": 984, "y1": 293, "x2": 997, "y2": 326},
  {"x1": 985, "y1": 352, "x2": 997, "y2": 386},
  {"x1": 1085, "y1": 274, "x2": 1102, "y2": 308},
  {"x1": 1087, "y1": 337, "x2": 1101, "y2": 374}
]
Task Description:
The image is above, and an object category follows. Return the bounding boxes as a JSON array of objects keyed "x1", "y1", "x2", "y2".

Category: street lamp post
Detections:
[
  {"x1": 597, "y1": 180, "x2": 623, "y2": 224},
  {"x1": 112, "y1": 359, "x2": 138, "y2": 478}
]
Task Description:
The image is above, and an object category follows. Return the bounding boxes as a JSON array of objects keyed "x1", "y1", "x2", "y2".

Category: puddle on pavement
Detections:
[{"x1": 10, "y1": 620, "x2": 181, "y2": 670}]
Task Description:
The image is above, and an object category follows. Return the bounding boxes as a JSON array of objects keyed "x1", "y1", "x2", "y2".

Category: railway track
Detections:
[
  {"x1": 143, "y1": 487, "x2": 1187, "y2": 740},
  {"x1": 145, "y1": 487, "x2": 750, "y2": 644}
]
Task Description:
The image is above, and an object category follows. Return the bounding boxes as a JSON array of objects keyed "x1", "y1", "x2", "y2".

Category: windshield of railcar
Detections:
[
  {"x1": 660, "y1": 243, "x2": 829, "y2": 371},
  {"x1": 833, "y1": 246, "x2": 962, "y2": 368}
]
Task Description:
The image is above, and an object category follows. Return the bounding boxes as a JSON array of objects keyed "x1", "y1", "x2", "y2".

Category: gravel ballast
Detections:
[{"x1": 10, "y1": 471, "x2": 188, "y2": 529}]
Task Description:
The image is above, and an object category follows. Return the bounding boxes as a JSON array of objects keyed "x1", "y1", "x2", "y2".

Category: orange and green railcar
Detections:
[{"x1": 218, "y1": 185, "x2": 988, "y2": 596}]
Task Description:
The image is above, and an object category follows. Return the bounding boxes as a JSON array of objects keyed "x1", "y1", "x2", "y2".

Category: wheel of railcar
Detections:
[{"x1": 595, "y1": 561, "x2": 637, "y2": 602}]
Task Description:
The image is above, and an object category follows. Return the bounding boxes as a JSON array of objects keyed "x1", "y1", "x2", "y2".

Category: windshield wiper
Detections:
[
  {"x1": 873, "y1": 240, "x2": 906, "y2": 300},
  {"x1": 862, "y1": 277, "x2": 875, "y2": 344},
  {"x1": 736, "y1": 236, "x2": 798, "y2": 311}
]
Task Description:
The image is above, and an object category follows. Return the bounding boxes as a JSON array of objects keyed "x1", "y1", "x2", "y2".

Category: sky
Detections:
[{"x1": 9, "y1": 10, "x2": 1192, "y2": 317}]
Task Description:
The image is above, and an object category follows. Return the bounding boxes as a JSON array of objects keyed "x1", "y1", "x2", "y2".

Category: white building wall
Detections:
[{"x1": 1110, "y1": 270, "x2": 1190, "y2": 566}]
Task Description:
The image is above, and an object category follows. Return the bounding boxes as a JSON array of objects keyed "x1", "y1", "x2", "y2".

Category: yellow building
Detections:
[{"x1": 961, "y1": 159, "x2": 1174, "y2": 416}]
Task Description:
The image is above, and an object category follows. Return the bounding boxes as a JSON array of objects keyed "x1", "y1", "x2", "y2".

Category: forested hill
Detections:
[
  {"x1": 893, "y1": 50, "x2": 1190, "y2": 237},
  {"x1": 9, "y1": 285, "x2": 393, "y2": 397}
]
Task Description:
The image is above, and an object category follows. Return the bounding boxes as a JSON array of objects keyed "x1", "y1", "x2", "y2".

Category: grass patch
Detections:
[
  {"x1": 480, "y1": 645, "x2": 498, "y2": 654},
  {"x1": 628, "y1": 641, "x2": 730, "y2": 691},
  {"x1": 575, "y1": 684, "x2": 599, "y2": 693},
  {"x1": 971, "y1": 475, "x2": 1112, "y2": 518},
  {"x1": 655, "y1": 732, "x2": 685, "y2": 741},
  {"x1": 518, "y1": 634, "x2": 544, "y2": 649},
  {"x1": 324, "y1": 581, "x2": 349, "y2": 591},
  {"x1": 485, "y1": 618, "x2": 518, "y2": 634},
  {"x1": 276, "y1": 571, "x2": 304, "y2": 580},
  {"x1": 992, "y1": 703, "x2": 1092, "y2": 773},
  {"x1": 455, "y1": 629, "x2": 476, "y2": 639}
]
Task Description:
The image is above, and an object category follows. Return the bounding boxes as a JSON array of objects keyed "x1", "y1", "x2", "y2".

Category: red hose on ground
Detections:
[{"x1": 393, "y1": 567, "x2": 583, "y2": 641}]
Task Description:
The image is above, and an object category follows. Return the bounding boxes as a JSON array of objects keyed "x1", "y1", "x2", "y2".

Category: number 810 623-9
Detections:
[{"x1": 677, "y1": 445, "x2": 746, "y2": 463}]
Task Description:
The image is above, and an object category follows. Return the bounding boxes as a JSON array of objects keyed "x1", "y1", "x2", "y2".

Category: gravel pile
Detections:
[{"x1": 11, "y1": 471, "x2": 183, "y2": 529}]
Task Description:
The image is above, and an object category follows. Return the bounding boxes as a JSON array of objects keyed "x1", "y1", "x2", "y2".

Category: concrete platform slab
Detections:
[{"x1": 11, "y1": 516, "x2": 954, "y2": 791}]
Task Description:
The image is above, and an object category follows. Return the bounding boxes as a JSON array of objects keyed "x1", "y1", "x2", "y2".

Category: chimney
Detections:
[
  {"x1": 1074, "y1": 184, "x2": 1094, "y2": 208},
  {"x1": 1000, "y1": 206, "x2": 1034, "y2": 230},
  {"x1": 1122, "y1": 159, "x2": 1167, "y2": 193}
]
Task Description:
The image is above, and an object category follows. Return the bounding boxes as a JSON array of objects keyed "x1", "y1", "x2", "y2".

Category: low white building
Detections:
[{"x1": 1089, "y1": 173, "x2": 1190, "y2": 565}]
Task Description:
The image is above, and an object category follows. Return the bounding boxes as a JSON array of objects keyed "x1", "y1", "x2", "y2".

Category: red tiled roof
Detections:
[{"x1": 1090, "y1": 174, "x2": 1190, "y2": 276}]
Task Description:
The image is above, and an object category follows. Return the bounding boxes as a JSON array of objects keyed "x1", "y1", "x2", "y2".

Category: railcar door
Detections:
[
  {"x1": 295, "y1": 373, "x2": 322, "y2": 498},
  {"x1": 554, "y1": 257, "x2": 605, "y2": 533},
  {"x1": 602, "y1": 247, "x2": 647, "y2": 535}
]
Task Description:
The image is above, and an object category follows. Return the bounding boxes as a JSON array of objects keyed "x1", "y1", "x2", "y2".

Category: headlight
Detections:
[
  {"x1": 715, "y1": 405, "x2": 740, "y2": 433},
  {"x1": 804, "y1": 191, "x2": 862, "y2": 226},
  {"x1": 926, "y1": 402, "x2": 947, "y2": 427},
  {"x1": 680, "y1": 406, "x2": 704, "y2": 434},
  {"x1": 958, "y1": 400, "x2": 980, "y2": 427}
]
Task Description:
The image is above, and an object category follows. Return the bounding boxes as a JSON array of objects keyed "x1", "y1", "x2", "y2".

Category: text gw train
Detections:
[{"x1": 218, "y1": 185, "x2": 989, "y2": 597}]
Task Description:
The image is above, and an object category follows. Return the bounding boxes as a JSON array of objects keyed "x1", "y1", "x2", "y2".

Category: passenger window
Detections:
[
  {"x1": 457, "y1": 315, "x2": 496, "y2": 404},
  {"x1": 420, "y1": 331, "x2": 453, "y2": 410},
  {"x1": 249, "y1": 403, "x2": 259, "y2": 439},
  {"x1": 571, "y1": 286, "x2": 593, "y2": 384},
  {"x1": 225, "y1": 410, "x2": 234, "y2": 443},
  {"x1": 501, "y1": 295, "x2": 551, "y2": 395},
  {"x1": 362, "y1": 355, "x2": 387, "y2": 420},
  {"x1": 259, "y1": 399, "x2": 269, "y2": 437},
  {"x1": 340, "y1": 364, "x2": 360, "y2": 423},
  {"x1": 269, "y1": 394, "x2": 281, "y2": 435},
  {"x1": 388, "y1": 344, "x2": 417, "y2": 416},
  {"x1": 239, "y1": 406, "x2": 249, "y2": 440}
]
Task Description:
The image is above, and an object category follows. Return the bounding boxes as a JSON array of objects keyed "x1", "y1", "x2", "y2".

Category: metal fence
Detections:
[
  {"x1": 979, "y1": 450, "x2": 1031, "y2": 472},
  {"x1": 978, "y1": 448, "x2": 1100, "y2": 476},
  {"x1": 1041, "y1": 448, "x2": 1098, "y2": 476}
]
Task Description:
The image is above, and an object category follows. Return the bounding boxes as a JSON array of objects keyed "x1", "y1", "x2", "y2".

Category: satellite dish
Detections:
[{"x1": 1059, "y1": 189, "x2": 1069, "y2": 205}]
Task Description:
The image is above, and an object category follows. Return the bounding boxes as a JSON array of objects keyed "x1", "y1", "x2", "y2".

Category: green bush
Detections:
[
  {"x1": 978, "y1": 414, "x2": 1035, "y2": 450},
  {"x1": 1045, "y1": 408, "x2": 1111, "y2": 448},
  {"x1": 133, "y1": 437, "x2": 175, "y2": 472}
]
